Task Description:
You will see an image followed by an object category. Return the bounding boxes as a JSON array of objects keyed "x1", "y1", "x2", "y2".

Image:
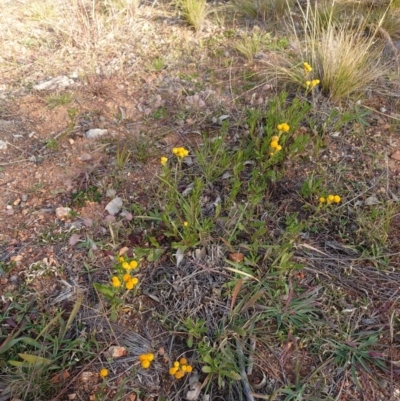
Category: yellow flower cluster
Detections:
[
  {"x1": 270, "y1": 135, "x2": 282, "y2": 155},
  {"x1": 169, "y1": 358, "x2": 193, "y2": 379},
  {"x1": 110, "y1": 255, "x2": 140, "y2": 290},
  {"x1": 123, "y1": 274, "x2": 139, "y2": 290},
  {"x1": 160, "y1": 156, "x2": 168, "y2": 165},
  {"x1": 139, "y1": 353, "x2": 155, "y2": 369},
  {"x1": 99, "y1": 368, "x2": 109, "y2": 378},
  {"x1": 303, "y1": 62, "x2": 312, "y2": 72},
  {"x1": 111, "y1": 276, "x2": 121, "y2": 288},
  {"x1": 172, "y1": 147, "x2": 189, "y2": 158},
  {"x1": 319, "y1": 195, "x2": 341, "y2": 204},
  {"x1": 277, "y1": 123, "x2": 290, "y2": 132},
  {"x1": 306, "y1": 79, "x2": 320, "y2": 90},
  {"x1": 119, "y1": 256, "x2": 139, "y2": 271}
]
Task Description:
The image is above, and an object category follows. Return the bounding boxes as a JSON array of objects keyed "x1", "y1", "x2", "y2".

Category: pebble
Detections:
[
  {"x1": 85, "y1": 128, "x2": 108, "y2": 139},
  {"x1": 22, "y1": 194, "x2": 28, "y2": 202},
  {"x1": 0, "y1": 140, "x2": 7, "y2": 150},
  {"x1": 56, "y1": 207, "x2": 72, "y2": 219}
]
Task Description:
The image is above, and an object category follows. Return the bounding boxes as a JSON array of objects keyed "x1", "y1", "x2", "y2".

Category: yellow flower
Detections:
[
  {"x1": 139, "y1": 354, "x2": 148, "y2": 362},
  {"x1": 141, "y1": 360, "x2": 150, "y2": 369},
  {"x1": 99, "y1": 368, "x2": 109, "y2": 378},
  {"x1": 333, "y1": 195, "x2": 341, "y2": 203},
  {"x1": 277, "y1": 123, "x2": 290, "y2": 132},
  {"x1": 327, "y1": 195, "x2": 335, "y2": 203},
  {"x1": 126, "y1": 277, "x2": 138, "y2": 290},
  {"x1": 174, "y1": 361, "x2": 180, "y2": 368},
  {"x1": 181, "y1": 365, "x2": 187, "y2": 371},
  {"x1": 174, "y1": 370, "x2": 185, "y2": 379},
  {"x1": 111, "y1": 276, "x2": 121, "y2": 288},
  {"x1": 118, "y1": 256, "x2": 125, "y2": 262},
  {"x1": 183, "y1": 221, "x2": 188, "y2": 227},
  {"x1": 129, "y1": 260, "x2": 138, "y2": 269},
  {"x1": 269, "y1": 152, "x2": 274, "y2": 156},
  {"x1": 303, "y1": 62, "x2": 312, "y2": 72},
  {"x1": 160, "y1": 156, "x2": 168, "y2": 165},
  {"x1": 172, "y1": 147, "x2": 189, "y2": 158},
  {"x1": 122, "y1": 262, "x2": 130, "y2": 270},
  {"x1": 123, "y1": 273, "x2": 131, "y2": 282},
  {"x1": 179, "y1": 358, "x2": 188, "y2": 365},
  {"x1": 306, "y1": 80, "x2": 311, "y2": 88},
  {"x1": 276, "y1": 145, "x2": 282, "y2": 151},
  {"x1": 169, "y1": 367, "x2": 178, "y2": 375},
  {"x1": 319, "y1": 197, "x2": 326, "y2": 203},
  {"x1": 271, "y1": 135, "x2": 279, "y2": 142},
  {"x1": 186, "y1": 365, "x2": 193, "y2": 373},
  {"x1": 311, "y1": 79, "x2": 320, "y2": 87},
  {"x1": 270, "y1": 140, "x2": 279, "y2": 149},
  {"x1": 146, "y1": 353, "x2": 155, "y2": 362}
]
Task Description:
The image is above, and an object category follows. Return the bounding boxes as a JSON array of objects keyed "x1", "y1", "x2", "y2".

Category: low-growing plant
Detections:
[
  {"x1": 45, "y1": 92, "x2": 73, "y2": 109},
  {"x1": 93, "y1": 253, "x2": 140, "y2": 321}
]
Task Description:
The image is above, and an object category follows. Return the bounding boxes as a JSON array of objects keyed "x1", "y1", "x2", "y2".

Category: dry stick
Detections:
[{"x1": 236, "y1": 338, "x2": 255, "y2": 401}]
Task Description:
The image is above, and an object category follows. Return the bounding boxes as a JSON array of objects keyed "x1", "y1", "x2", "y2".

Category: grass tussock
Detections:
[
  {"x1": 176, "y1": 0, "x2": 208, "y2": 31},
  {"x1": 268, "y1": 1, "x2": 391, "y2": 102}
]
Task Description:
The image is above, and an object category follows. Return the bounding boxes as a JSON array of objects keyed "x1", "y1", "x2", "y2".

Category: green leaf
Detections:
[
  {"x1": 93, "y1": 283, "x2": 115, "y2": 298},
  {"x1": 221, "y1": 370, "x2": 241, "y2": 380},
  {"x1": 202, "y1": 366, "x2": 213, "y2": 373},
  {"x1": 0, "y1": 337, "x2": 42, "y2": 354},
  {"x1": 8, "y1": 360, "x2": 26, "y2": 367},
  {"x1": 18, "y1": 353, "x2": 52, "y2": 365}
]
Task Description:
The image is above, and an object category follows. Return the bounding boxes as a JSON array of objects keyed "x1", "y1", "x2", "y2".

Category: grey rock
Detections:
[
  {"x1": 105, "y1": 197, "x2": 123, "y2": 215},
  {"x1": 33, "y1": 76, "x2": 74, "y2": 91},
  {"x1": 85, "y1": 128, "x2": 108, "y2": 139},
  {"x1": 0, "y1": 140, "x2": 8, "y2": 150}
]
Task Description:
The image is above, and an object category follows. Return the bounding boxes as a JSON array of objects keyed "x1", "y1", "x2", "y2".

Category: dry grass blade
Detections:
[{"x1": 230, "y1": 278, "x2": 243, "y2": 312}]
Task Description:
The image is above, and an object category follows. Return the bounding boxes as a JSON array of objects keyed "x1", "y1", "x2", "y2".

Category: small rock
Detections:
[
  {"x1": 68, "y1": 395, "x2": 77, "y2": 400},
  {"x1": 6, "y1": 205, "x2": 12, "y2": 210},
  {"x1": 390, "y1": 150, "x2": 400, "y2": 161},
  {"x1": 80, "y1": 372, "x2": 94, "y2": 382},
  {"x1": 0, "y1": 140, "x2": 7, "y2": 150},
  {"x1": 6, "y1": 209, "x2": 14, "y2": 216},
  {"x1": 106, "y1": 188, "x2": 117, "y2": 198},
  {"x1": 13, "y1": 199, "x2": 21, "y2": 206},
  {"x1": 105, "y1": 346, "x2": 127, "y2": 359},
  {"x1": 33, "y1": 76, "x2": 74, "y2": 91},
  {"x1": 105, "y1": 197, "x2": 123, "y2": 215},
  {"x1": 10, "y1": 255, "x2": 23, "y2": 263},
  {"x1": 104, "y1": 215, "x2": 116, "y2": 223},
  {"x1": 21, "y1": 194, "x2": 28, "y2": 202},
  {"x1": 56, "y1": 207, "x2": 72, "y2": 219},
  {"x1": 85, "y1": 129, "x2": 108, "y2": 139},
  {"x1": 69, "y1": 139, "x2": 75, "y2": 145},
  {"x1": 120, "y1": 210, "x2": 133, "y2": 221},
  {"x1": 365, "y1": 195, "x2": 379, "y2": 206},
  {"x1": 82, "y1": 218, "x2": 93, "y2": 227},
  {"x1": 79, "y1": 153, "x2": 92, "y2": 161}
]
